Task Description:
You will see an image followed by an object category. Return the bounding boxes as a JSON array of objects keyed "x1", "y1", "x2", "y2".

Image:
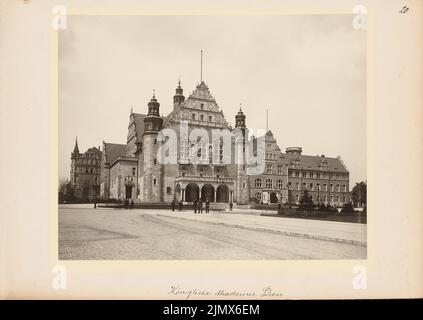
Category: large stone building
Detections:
[
  {"x1": 69, "y1": 139, "x2": 101, "y2": 200},
  {"x1": 250, "y1": 132, "x2": 350, "y2": 207},
  {"x1": 70, "y1": 79, "x2": 351, "y2": 207}
]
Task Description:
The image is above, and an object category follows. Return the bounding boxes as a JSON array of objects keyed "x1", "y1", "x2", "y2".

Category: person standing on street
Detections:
[
  {"x1": 205, "y1": 198, "x2": 210, "y2": 213},
  {"x1": 199, "y1": 199, "x2": 203, "y2": 214}
]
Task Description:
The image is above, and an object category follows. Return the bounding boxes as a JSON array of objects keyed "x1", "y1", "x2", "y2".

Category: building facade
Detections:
[
  {"x1": 69, "y1": 139, "x2": 101, "y2": 200},
  {"x1": 70, "y1": 79, "x2": 351, "y2": 207},
  {"x1": 250, "y1": 132, "x2": 350, "y2": 207}
]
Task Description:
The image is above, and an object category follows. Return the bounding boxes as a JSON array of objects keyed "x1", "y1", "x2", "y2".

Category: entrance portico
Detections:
[{"x1": 175, "y1": 175, "x2": 234, "y2": 203}]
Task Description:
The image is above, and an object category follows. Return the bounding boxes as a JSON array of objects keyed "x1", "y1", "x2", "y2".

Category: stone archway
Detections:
[
  {"x1": 201, "y1": 184, "x2": 215, "y2": 202},
  {"x1": 216, "y1": 184, "x2": 229, "y2": 203},
  {"x1": 185, "y1": 183, "x2": 199, "y2": 203}
]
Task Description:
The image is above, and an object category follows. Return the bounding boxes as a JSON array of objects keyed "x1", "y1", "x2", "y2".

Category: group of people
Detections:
[
  {"x1": 171, "y1": 199, "x2": 211, "y2": 213},
  {"x1": 124, "y1": 198, "x2": 134, "y2": 209}
]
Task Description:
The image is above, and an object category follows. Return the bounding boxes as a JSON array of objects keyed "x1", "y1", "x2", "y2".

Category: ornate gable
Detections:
[{"x1": 164, "y1": 81, "x2": 230, "y2": 128}]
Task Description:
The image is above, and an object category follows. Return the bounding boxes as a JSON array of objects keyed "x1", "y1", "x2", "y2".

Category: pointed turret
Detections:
[
  {"x1": 173, "y1": 78, "x2": 185, "y2": 110},
  {"x1": 144, "y1": 90, "x2": 163, "y2": 134},
  {"x1": 235, "y1": 105, "x2": 246, "y2": 128},
  {"x1": 71, "y1": 137, "x2": 79, "y2": 159}
]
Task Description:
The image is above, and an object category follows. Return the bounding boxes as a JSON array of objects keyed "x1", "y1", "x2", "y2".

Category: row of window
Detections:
[
  {"x1": 254, "y1": 179, "x2": 348, "y2": 192},
  {"x1": 289, "y1": 182, "x2": 347, "y2": 192},
  {"x1": 289, "y1": 170, "x2": 348, "y2": 180},
  {"x1": 191, "y1": 113, "x2": 214, "y2": 122},
  {"x1": 180, "y1": 140, "x2": 224, "y2": 162},
  {"x1": 75, "y1": 159, "x2": 98, "y2": 165},
  {"x1": 74, "y1": 167, "x2": 98, "y2": 174},
  {"x1": 266, "y1": 165, "x2": 284, "y2": 175},
  {"x1": 254, "y1": 192, "x2": 347, "y2": 203},
  {"x1": 254, "y1": 179, "x2": 283, "y2": 189},
  {"x1": 265, "y1": 153, "x2": 279, "y2": 160}
]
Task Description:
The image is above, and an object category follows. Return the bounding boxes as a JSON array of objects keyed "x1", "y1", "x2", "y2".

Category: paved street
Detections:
[{"x1": 59, "y1": 205, "x2": 366, "y2": 260}]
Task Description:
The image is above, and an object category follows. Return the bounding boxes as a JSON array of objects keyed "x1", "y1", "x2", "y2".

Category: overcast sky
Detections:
[{"x1": 59, "y1": 14, "x2": 366, "y2": 187}]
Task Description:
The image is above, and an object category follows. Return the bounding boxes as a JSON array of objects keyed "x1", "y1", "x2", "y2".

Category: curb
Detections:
[{"x1": 156, "y1": 214, "x2": 367, "y2": 246}]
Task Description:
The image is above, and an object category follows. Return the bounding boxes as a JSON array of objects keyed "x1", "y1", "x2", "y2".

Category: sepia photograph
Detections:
[
  {"x1": 58, "y1": 14, "x2": 367, "y2": 260},
  {"x1": 2, "y1": 0, "x2": 423, "y2": 302}
]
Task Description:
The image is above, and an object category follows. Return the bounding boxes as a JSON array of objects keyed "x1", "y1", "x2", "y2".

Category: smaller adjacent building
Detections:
[
  {"x1": 69, "y1": 138, "x2": 101, "y2": 200},
  {"x1": 250, "y1": 131, "x2": 350, "y2": 207}
]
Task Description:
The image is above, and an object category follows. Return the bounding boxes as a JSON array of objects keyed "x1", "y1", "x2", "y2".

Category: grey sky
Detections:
[{"x1": 59, "y1": 14, "x2": 366, "y2": 187}]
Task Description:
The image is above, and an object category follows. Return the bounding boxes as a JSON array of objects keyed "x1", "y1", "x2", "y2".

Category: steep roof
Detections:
[
  {"x1": 103, "y1": 143, "x2": 126, "y2": 164},
  {"x1": 132, "y1": 112, "x2": 164, "y2": 140},
  {"x1": 188, "y1": 81, "x2": 217, "y2": 102},
  {"x1": 133, "y1": 113, "x2": 147, "y2": 141},
  {"x1": 86, "y1": 147, "x2": 101, "y2": 156},
  {"x1": 281, "y1": 153, "x2": 349, "y2": 173}
]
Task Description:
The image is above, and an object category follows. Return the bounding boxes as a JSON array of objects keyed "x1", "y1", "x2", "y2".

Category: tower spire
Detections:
[{"x1": 73, "y1": 136, "x2": 79, "y2": 153}]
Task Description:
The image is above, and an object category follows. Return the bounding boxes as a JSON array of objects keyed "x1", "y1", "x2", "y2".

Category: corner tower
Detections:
[
  {"x1": 142, "y1": 92, "x2": 164, "y2": 202},
  {"x1": 234, "y1": 107, "x2": 250, "y2": 205}
]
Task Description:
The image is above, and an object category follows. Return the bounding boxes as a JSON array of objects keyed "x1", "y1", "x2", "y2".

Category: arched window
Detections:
[
  {"x1": 266, "y1": 179, "x2": 273, "y2": 189},
  {"x1": 276, "y1": 179, "x2": 283, "y2": 189},
  {"x1": 255, "y1": 178, "x2": 262, "y2": 188}
]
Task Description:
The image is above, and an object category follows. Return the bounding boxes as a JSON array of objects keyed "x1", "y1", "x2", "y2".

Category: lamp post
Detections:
[{"x1": 288, "y1": 184, "x2": 292, "y2": 209}]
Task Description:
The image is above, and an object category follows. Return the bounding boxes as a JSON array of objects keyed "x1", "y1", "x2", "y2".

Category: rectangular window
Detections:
[
  {"x1": 200, "y1": 114, "x2": 204, "y2": 121},
  {"x1": 324, "y1": 184, "x2": 327, "y2": 191},
  {"x1": 132, "y1": 167, "x2": 136, "y2": 176},
  {"x1": 180, "y1": 139, "x2": 189, "y2": 161},
  {"x1": 208, "y1": 115, "x2": 212, "y2": 122},
  {"x1": 267, "y1": 165, "x2": 272, "y2": 174},
  {"x1": 317, "y1": 183, "x2": 320, "y2": 191},
  {"x1": 296, "y1": 182, "x2": 300, "y2": 190},
  {"x1": 330, "y1": 184, "x2": 334, "y2": 192},
  {"x1": 192, "y1": 113, "x2": 196, "y2": 120},
  {"x1": 277, "y1": 165, "x2": 283, "y2": 175},
  {"x1": 310, "y1": 183, "x2": 313, "y2": 191},
  {"x1": 166, "y1": 187, "x2": 172, "y2": 194},
  {"x1": 302, "y1": 182, "x2": 307, "y2": 190},
  {"x1": 154, "y1": 159, "x2": 157, "y2": 165},
  {"x1": 343, "y1": 185, "x2": 346, "y2": 192},
  {"x1": 153, "y1": 179, "x2": 157, "y2": 185}
]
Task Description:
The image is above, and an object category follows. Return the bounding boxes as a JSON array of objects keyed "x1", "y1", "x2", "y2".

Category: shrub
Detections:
[{"x1": 341, "y1": 202, "x2": 355, "y2": 214}]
